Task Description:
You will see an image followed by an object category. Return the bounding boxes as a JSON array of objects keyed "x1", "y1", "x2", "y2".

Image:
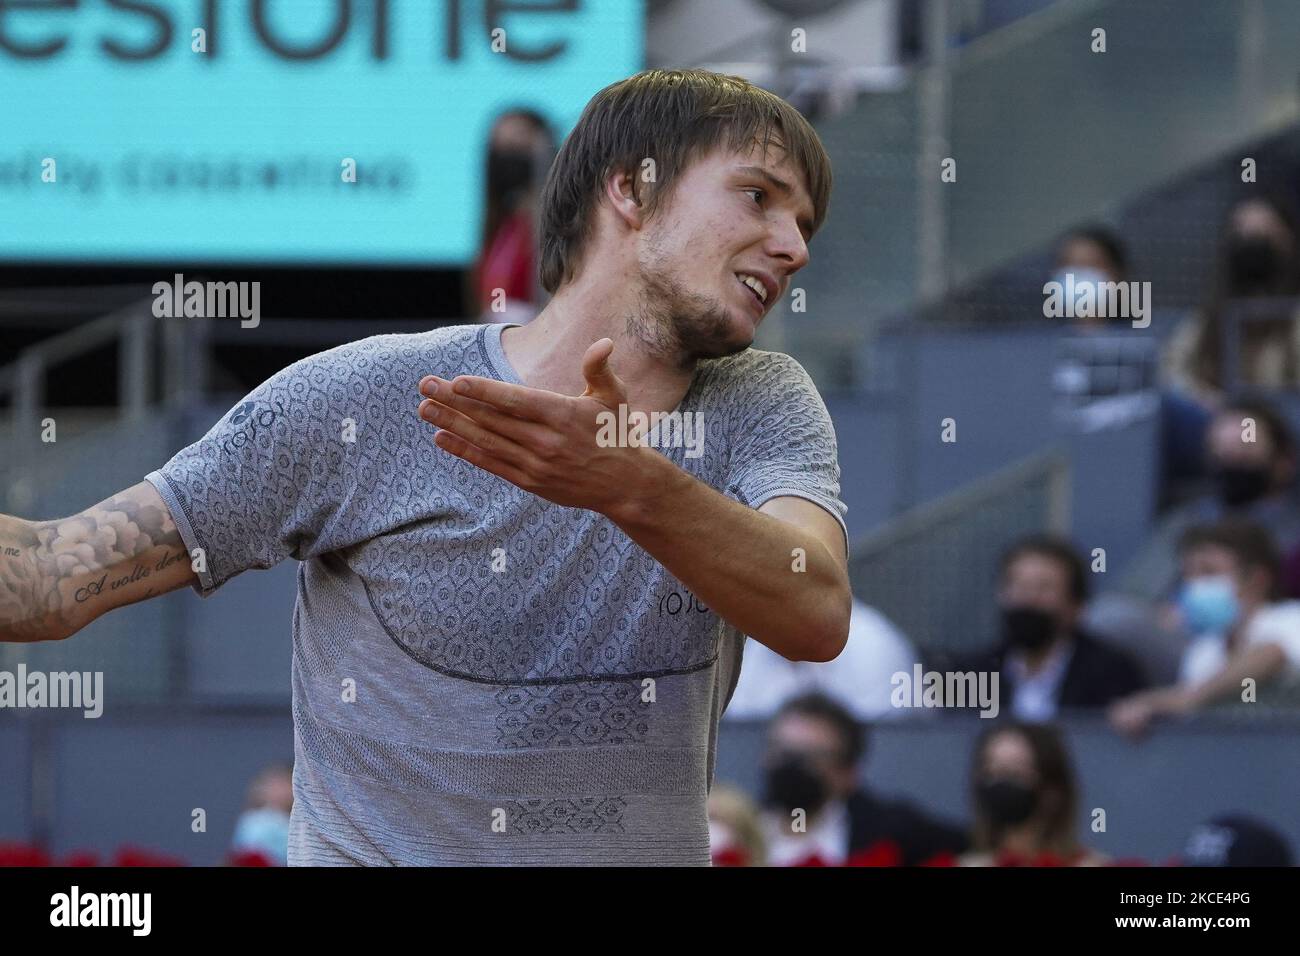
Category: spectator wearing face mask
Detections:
[
  {"x1": 228, "y1": 763, "x2": 294, "y2": 866},
  {"x1": 1119, "y1": 397, "x2": 1300, "y2": 602},
  {"x1": 471, "y1": 109, "x2": 555, "y2": 325},
  {"x1": 1163, "y1": 195, "x2": 1300, "y2": 408},
  {"x1": 961, "y1": 721, "x2": 1106, "y2": 867},
  {"x1": 758, "y1": 692, "x2": 967, "y2": 867},
  {"x1": 939, "y1": 535, "x2": 1148, "y2": 722},
  {"x1": 1048, "y1": 226, "x2": 1164, "y2": 434},
  {"x1": 1049, "y1": 224, "x2": 1130, "y2": 331},
  {"x1": 1110, "y1": 520, "x2": 1300, "y2": 737}
]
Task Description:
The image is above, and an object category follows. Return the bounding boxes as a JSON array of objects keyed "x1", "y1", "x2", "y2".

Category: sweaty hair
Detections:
[{"x1": 537, "y1": 69, "x2": 833, "y2": 294}]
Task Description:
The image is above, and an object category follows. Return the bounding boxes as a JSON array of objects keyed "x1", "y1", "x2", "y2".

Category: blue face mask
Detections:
[
  {"x1": 232, "y1": 807, "x2": 290, "y2": 865},
  {"x1": 1177, "y1": 575, "x2": 1240, "y2": 635}
]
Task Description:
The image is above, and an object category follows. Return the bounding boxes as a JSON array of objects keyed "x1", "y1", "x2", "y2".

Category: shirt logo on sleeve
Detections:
[{"x1": 222, "y1": 402, "x2": 279, "y2": 454}]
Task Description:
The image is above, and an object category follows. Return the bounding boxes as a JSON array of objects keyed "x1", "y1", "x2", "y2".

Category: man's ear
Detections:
[{"x1": 602, "y1": 166, "x2": 646, "y2": 230}]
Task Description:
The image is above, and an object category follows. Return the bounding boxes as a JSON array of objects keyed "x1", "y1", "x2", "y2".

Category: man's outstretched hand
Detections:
[
  {"x1": 418, "y1": 338, "x2": 852, "y2": 661},
  {"x1": 416, "y1": 338, "x2": 664, "y2": 515}
]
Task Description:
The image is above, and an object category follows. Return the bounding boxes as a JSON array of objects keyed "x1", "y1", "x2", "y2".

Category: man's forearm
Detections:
[
  {"x1": 1185, "y1": 642, "x2": 1286, "y2": 709},
  {"x1": 0, "y1": 514, "x2": 74, "y2": 641},
  {"x1": 602, "y1": 450, "x2": 850, "y2": 662},
  {"x1": 0, "y1": 485, "x2": 191, "y2": 642}
]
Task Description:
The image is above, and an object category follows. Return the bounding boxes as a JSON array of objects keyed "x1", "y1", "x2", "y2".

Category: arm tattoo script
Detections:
[{"x1": 0, "y1": 485, "x2": 184, "y2": 641}]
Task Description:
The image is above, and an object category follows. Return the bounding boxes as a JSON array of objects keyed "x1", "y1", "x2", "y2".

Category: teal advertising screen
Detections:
[{"x1": 0, "y1": 0, "x2": 643, "y2": 264}]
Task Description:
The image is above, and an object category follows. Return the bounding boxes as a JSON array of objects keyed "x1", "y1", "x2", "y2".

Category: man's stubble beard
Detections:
[{"x1": 627, "y1": 263, "x2": 752, "y2": 368}]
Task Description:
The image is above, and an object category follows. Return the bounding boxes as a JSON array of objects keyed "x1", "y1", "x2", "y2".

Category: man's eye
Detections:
[{"x1": 744, "y1": 188, "x2": 764, "y2": 204}]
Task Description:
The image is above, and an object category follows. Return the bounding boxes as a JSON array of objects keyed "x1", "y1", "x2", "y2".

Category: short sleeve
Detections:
[
  {"x1": 722, "y1": 352, "x2": 848, "y2": 557},
  {"x1": 1245, "y1": 602, "x2": 1300, "y2": 681},
  {"x1": 145, "y1": 349, "x2": 361, "y2": 597}
]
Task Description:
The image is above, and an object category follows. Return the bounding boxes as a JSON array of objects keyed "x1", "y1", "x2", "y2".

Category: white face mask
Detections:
[{"x1": 1051, "y1": 267, "x2": 1112, "y2": 318}]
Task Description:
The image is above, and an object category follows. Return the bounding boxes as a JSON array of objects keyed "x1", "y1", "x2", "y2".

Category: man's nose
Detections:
[{"x1": 768, "y1": 218, "x2": 810, "y2": 274}]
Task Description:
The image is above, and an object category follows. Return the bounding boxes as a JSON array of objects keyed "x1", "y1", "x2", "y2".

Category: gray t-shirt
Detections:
[{"x1": 146, "y1": 322, "x2": 846, "y2": 865}]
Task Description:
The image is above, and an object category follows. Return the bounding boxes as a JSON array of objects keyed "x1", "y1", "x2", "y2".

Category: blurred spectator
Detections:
[
  {"x1": 940, "y1": 535, "x2": 1147, "y2": 721},
  {"x1": 1120, "y1": 397, "x2": 1300, "y2": 602},
  {"x1": 1048, "y1": 225, "x2": 1164, "y2": 433},
  {"x1": 1110, "y1": 520, "x2": 1300, "y2": 736},
  {"x1": 1050, "y1": 224, "x2": 1130, "y2": 331},
  {"x1": 471, "y1": 109, "x2": 555, "y2": 325},
  {"x1": 229, "y1": 762, "x2": 294, "y2": 866},
  {"x1": 1181, "y1": 814, "x2": 1293, "y2": 867},
  {"x1": 707, "y1": 784, "x2": 767, "y2": 867},
  {"x1": 1163, "y1": 195, "x2": 1300, "y2": 407},
  {"x1": 757, "y1": 692, "x2": 967, "y2": 866},
  {"x1": 726, "y1": 598, "x2": 919, "y2": 721},
  {"x1": 960, "y1": 721, "x2": 1105, "y2": 866}
]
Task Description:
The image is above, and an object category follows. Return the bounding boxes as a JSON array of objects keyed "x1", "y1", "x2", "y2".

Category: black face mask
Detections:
[
  {"x1": 487, "y1": 149, "x2": 535, "y2": 203},
  {"x1": 1214, "y1": 464, "x2": 1274, "y2": 508},
  {"x1": 977, "y1": 779, "x2": 1039, "y2": 828},
  {"x1": 762, "y1": 753, "x2": 830, "y2": 817},
  {"x1": 1001, "y1": 606, "x2": 1058, "y2": 653},
  {"x1": 1226, "y1": 235, "x2": 1286, "y2": 295}
]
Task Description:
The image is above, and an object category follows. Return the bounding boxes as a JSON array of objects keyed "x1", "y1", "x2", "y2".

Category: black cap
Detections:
[{"x1": 1183, "y1": 815, "x2": 1293, "y2": 867}]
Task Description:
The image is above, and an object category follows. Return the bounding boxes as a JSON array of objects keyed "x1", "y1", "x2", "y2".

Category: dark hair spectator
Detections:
[
  {"x1": 1111, "y1": 518, "x2": 1300, "y2": 736},
  {"x1": 774, "y1": 690, "x2": 867, "y2": 768},
  {"x1": 1177, "y1": 519, "x2": 1282, "y2": 601},
  {"x1": 1055, "y1": 224, "x2": 1129, "y2": 283},
  {"x1": 962, "y1": 721, "x2": 1103, "y2": 866},
  {"x1": 758, "y1": 691, "x2": 967, "y2": 866},
  {"x1": 999, "y1": 534, "x2": 1091, "y2": 605},
  {"x1": 939, "y1": 534, "x2": 1147, "y2": 721},
  {"x1": 472, "y1": 108, "x2": 556, "y2": 323},
  {"x1": 1182, "y1": 814, "x2": 1293, "y2": 867},
  {"x1": 1163, "y1": 194, "x2": 1300, "y2": 403},
  {"x1": 1120, "y1": 394, "x2": 1300, "y2": 602}
]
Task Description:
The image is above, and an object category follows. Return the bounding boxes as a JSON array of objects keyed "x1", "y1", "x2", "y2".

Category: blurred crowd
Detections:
[
  {"x1": 713, "y1": 190, "x2": 1300, "y2": 867},
  {"x1": 709, "y1": 692, "x2": 1293, "y2": 867}
]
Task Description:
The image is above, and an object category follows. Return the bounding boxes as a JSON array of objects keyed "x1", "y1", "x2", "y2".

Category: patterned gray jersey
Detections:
[{"x1": 145, "y1": 322, "x2": 846, "y2": 865}]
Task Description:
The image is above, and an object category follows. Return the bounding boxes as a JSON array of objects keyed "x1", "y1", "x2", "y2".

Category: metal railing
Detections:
[
  {"x1": 849, "y1": 447, "x2": 1070, "y2": 655},
  {"x1": 2, "y1": 296, "x2": 162, "y2": 496},
  {"x1": 0, "y1": 288, "x2": 453, "y2": 509}
]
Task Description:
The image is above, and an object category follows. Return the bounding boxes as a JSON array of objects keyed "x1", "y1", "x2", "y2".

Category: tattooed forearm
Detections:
[{"x1": 0, "y1": 484, "x2": 186, "y2": 642}]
